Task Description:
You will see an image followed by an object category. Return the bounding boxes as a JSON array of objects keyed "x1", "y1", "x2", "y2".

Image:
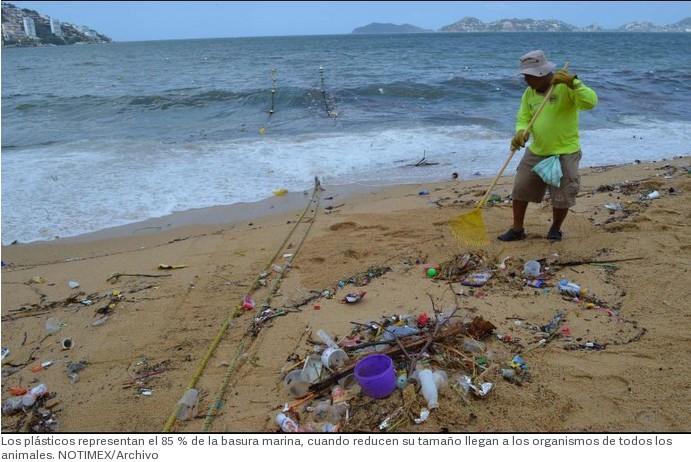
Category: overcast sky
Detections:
[{"x1": 10, "y1": 1, "x2": 691, "y2": 41}]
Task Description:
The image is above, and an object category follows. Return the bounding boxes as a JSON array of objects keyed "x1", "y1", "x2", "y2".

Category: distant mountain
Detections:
[
  {"x1": 441, "y1": 17, "x2": 576, "y2": 32},
  {"x1": 1, "y1": 1, "x2": 111, "y2": 46},
  {"x1": 352, "y1": 23, "x2": 433, "y2": 34},
  {"x1": 443, "y1": 16, "x2": 691, "y2": 32},
  {"x1": 618, "y1": 17, "x2": 691, "y2": 32},
  {"x1": 352, "y1": 16, "x2": 691, "y2": 34}
]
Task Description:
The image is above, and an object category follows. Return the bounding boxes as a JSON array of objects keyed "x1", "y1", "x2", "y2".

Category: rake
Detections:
[{"x1": 449, "y1": 63, "x2": 569, "y2": 247}]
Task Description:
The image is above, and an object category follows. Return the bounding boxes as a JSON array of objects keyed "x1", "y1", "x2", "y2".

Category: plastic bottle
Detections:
[
  {"x1": 21, "y1": 394, "x2": 37, "y2": 408},
  {"x1": 543, "y1": 310, "x2": 565, "y2": 333},
  {"x1": 461, "y1": 271, "x2": 493, "y2": 287},
  {"x1": 328, "y1": 385, "x2": 348, "y2": 423},
  {"x1": 417, "y1": 369, "x2": 439, "y2": 409},
  {"x1": 557, "y1": 280, "x2": 584, "y2": 297},
  {"x1": 382, "y1": 325, "x2": 420, "y2": 341},
  {"x1": 2, "y1": 396, "x2": 23, "y2": 415},
  {"x1": 316, "y1": 330, "x2": 339, "y2": 349},
  {"x1": 463, "y1": 338, "x2": 486, "y2": 353},
  {"x1": 276, "y1": 412, "x2": 300, "y2": 432},
  {"x1": 175, "y1": 388, "x2": 199, "y2": 420},
  {"x1": 30, "y1": 384, "x2": 47, "y2": 396}
]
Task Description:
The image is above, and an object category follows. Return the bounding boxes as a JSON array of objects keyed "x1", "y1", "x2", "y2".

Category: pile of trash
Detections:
[
  {"x1": 274, "y1": 305, "x2": 508, "y2": 432},
  {"x1": 2, "y1": 383, "x2": 58, "y2": 432},
  {"x1": 271, "y1": 250, "x2": 645, "y2": 432}
]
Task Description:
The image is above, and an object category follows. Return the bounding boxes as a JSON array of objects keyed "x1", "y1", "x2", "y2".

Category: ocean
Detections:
[{"x1": 2, "y1": 32, "x2": 690, "y2": 245}]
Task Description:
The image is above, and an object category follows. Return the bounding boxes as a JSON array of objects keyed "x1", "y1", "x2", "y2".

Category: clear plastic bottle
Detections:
[
  {"x1": 2, "y1": 396, "x2": 24, "y2": 414},
  {"x1": 276, "y1": 412, "x2": 299, "y2": 432},
  {"x1": 382, "y1": 325, "x2": 420, "y2": 341},
  {"x1": 21, "y1": 394, "x2": 37, "y2": 408},
  {"x1": 417, "y1": 369, "x2": 439, "y2": 409},
  {"x1": 557, "y1": 280, "x2": 583, "y2": 297},
  {"x1": 316, "y1": 330, "x2": 339, "y2": 349},
  {"x1": 30, "y1": 384, "x2": 47, "y2": 396},
  {"x1": 463, "y1": 338, "x2": 486, "y2": 353}
]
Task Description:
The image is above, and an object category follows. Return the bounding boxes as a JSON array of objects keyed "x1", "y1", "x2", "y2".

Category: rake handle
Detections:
[{"x1": 477, "y1": 62, "x2": 570, "y2": 209}]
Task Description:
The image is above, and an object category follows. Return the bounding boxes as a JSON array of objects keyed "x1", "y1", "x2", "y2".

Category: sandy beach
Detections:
[{"x1": 1, "y1": 156, "x2": 689, "y2": 434}]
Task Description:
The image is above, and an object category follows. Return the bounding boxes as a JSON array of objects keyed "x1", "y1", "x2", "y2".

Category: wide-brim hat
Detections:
[{"x1": 518, "y1": 50, "x2": 556, "y2": 77}]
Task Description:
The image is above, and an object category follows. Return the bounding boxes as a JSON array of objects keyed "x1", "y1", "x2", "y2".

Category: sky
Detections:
[{"x1": 9, "y1": 1, "x2": 691, "y2": 41}]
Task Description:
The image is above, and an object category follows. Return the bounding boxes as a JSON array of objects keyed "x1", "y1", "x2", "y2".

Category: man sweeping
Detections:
[{"x1": 498, "y1": 50, "x2": 598, "y2": 242}]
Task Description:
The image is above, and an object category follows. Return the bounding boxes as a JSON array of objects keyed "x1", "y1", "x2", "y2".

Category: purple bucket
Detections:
[{"x1": 354, "y1": 354, "x2": 396, "y2": 399}]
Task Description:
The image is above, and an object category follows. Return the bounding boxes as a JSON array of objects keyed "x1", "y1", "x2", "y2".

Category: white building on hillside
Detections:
[
  {"x1": 22, "y1": 16, "x2": 37, "y2": 38},
  {"x1": 49, "y1": 17, "x2": 62, "y2": 36}
]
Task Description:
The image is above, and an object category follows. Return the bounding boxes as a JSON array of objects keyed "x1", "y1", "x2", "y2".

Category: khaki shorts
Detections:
[{"x1": 512, "y1": 148, "x2": 582, "y2": 208}]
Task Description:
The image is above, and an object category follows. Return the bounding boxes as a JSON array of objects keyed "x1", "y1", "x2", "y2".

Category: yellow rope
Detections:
[
  {"x1": 199, "y1": 185, "x2": 322, "y2": 431},
  {"x1": 162, "y1": 181, "x2": 321, "y2": 432},
  {"x1": 200, "y1": 335, "x2": 250, "y2": 431}
]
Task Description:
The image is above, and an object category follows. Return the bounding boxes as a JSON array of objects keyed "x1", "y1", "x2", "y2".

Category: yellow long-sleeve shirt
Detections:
[{"x1": 516, "y1": 79, "x2": 598, "y2": 155}]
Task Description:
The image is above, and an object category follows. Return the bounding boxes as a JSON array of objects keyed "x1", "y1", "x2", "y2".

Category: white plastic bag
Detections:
[{"x1": 531, "y1": 155, "x2": 563, "y2": 187}]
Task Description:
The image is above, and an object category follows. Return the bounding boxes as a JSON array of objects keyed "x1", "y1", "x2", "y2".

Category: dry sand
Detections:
[{"x1": 1, "y1": 156, "x2": 689, "y2": 434}]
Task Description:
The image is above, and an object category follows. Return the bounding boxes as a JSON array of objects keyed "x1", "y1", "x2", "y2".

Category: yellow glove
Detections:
[
  {"x1": 551, "y1": 69, "x2": 577, "y2": 89},
  {"x1": 510, "y1": 130, "x2": 530, "y2": 151}
]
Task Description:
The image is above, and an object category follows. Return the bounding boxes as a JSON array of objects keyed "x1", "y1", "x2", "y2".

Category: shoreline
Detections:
[
  {"x1": 2, "y1": 182, "x2": 386, "y2": 247},
  {"x1": 3, "y1": 174, "x2": 469, "y2": 248},
  {"x1": 3, "y1": 156, "x2": 685, "y2": 249}
]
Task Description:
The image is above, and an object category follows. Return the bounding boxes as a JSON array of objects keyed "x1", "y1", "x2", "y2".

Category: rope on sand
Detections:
[
  {"x1": 199, "y1": 180, "x2": 322, "y2": 432},
  {"x1": 162, "y1": 178, "x2": 323, "y2": 432}
]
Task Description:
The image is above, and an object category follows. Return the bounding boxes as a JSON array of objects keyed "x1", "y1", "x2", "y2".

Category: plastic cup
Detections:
[
  {"x1": 338, "y1": 373, "x2": 359, "y2": 392},
  {"x1": 44, "y1": 318, "x2": 61, "y2": 335},
  {"x1": 302, "y1": 354, "x2": 323, "y2": 383},
  {"x1": 176, "y1": 388, "x2": 199, "y2": 420},
  {"x1": 321, "y1": 347, "x2": 348, "y2": 369},
  {"x1": 354, "y1": 354, "x2": 396, "y2": 399},
  {"x1": 283, "y1": 370, "x2": 310, "y2": 398}
]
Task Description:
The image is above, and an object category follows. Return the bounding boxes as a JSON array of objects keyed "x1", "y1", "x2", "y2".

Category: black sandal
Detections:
[
  {"x1": 547, "y1": 228, "x2": 563, "y2": 241},
  {"x1": 498, "y1": 228, "x2": 526, "y2": 242}
]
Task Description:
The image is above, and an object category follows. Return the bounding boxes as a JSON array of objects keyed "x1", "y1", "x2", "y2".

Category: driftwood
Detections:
[
  {"x1": 308, "y1": 321, "x2": 465, "y2": 394},
  {"x1": 555, "y1": 256, "x2": 643, "y2": 267},
  {"x1": 411, "y1": 151, "x2": 438, "y2": 167},
  {"x1": 106, "y1": 273, "x2": 172, "y2": 283}
]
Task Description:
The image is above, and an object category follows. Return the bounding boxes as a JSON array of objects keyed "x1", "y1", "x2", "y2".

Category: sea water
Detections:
[{"x1": 2, "y1": 32, "x2": 690, "y2": 244}]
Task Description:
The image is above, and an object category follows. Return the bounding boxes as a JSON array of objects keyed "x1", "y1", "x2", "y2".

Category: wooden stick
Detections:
[
  {"x1": 107, "y1": 273, "x2": 172, "y2": 283},
  {"x1": 555, "y1": 256, "x2": 644, "y2": 267}
]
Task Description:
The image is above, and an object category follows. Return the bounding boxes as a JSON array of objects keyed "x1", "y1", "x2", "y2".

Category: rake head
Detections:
[{"x1": 448, "y1": 208, "x2": 490, "y2": 247}]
